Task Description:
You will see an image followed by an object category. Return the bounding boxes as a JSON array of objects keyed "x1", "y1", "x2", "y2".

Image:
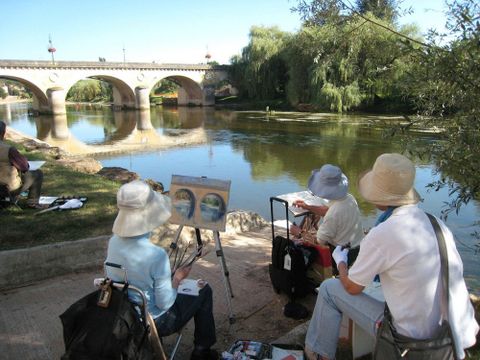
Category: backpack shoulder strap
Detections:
[{"x1": 426, "y1": 213, "x2": 449, "y2": 320}]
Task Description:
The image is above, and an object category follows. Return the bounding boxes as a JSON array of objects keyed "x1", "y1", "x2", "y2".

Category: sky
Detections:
[{"x1": 0, "y1": 0, "x2": 449, "y2": 65}]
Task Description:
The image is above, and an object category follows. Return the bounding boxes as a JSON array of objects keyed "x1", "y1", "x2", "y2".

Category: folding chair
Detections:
[
  {"x1": 0, "y1": 183, "x2": 21, "y2": 209},
  {"x1": 99, "y1": 262, "x2": 183, "y2": 360}
]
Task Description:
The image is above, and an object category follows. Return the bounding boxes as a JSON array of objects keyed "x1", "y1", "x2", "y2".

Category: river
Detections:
[{"x1": 2, "y1": 102, "x2": 479, "y2": 293}]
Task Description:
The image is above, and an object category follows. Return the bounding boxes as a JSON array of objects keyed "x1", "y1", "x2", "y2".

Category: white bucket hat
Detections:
[
  {"x1": 112, "y1": 180, "x2": 172, "y2": 237},
  {"x1": 358, "y1": 153, "x2": 420, "y2": 206},
  {"x1": 307, "y1": 164, "x2": 348, "y2": 200}
]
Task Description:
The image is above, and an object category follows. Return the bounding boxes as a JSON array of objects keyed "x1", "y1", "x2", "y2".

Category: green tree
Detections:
[
  {"x1": 0, "y1": 87, "x2": 7, "y2": 99},
  {"x1": 292, "y1": 0, "x2": 343, "y2": 26},
  {"x1": 356, "y1": 0, "x2": 399, "y2": 22},
  {"x1": 66, "y1": 79, "x2": 112, "y2": 102},
  {"x1": 285, "y1": 14, "x2": 419, "y2": 112},
  {"x1": 401, "y1": 0, "x2": 480, "y2": 220},
  {"x1": 230, "y1": 2, "x2": 420, "y2": 112},
  {"x1": 229, "y1": 26, "x2": 289, "y2": 100},
  {"x1": 153, "y1": 79, "x2": 179, "y2": 95}
]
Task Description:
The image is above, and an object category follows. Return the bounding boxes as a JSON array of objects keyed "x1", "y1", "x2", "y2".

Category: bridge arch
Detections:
[
  {"x1": 151, "y1": 75, "x2": 204, "y2": 106},
  {"x1": 0, "y1": 75, "x2": 49, "y2": 113},
  {"x1": 64, "y1": 74, "x2": 136, "y2": 110}
]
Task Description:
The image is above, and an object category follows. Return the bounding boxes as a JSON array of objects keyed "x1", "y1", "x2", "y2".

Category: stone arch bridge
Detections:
[{"x1": 0, "y1": 60, "x2": 230, "y2": 114}]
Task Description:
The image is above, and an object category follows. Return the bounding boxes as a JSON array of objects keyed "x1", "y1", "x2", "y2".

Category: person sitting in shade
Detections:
[
  {"x1": 105, "y1": 180, "x2": 218, "y2": 360},
  {"x1": 0, "y1": 120, "x2": 44, "y2": 208},
  {"x1": 290, "y1": 164, "x2": 364, "y2": 269},
  {"x1": 305, "y1": 153, "x2": 478, "y2": 360}
]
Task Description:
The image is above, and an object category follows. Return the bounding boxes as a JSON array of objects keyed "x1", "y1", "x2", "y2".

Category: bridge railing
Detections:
[{"x1": 0, "y1": 60, "x2": 229, "y2": 71}]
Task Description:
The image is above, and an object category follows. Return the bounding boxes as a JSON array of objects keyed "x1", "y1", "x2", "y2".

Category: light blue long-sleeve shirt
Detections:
[{"x1": 105, "y1": 233, "x2": 177, "y2": 319}]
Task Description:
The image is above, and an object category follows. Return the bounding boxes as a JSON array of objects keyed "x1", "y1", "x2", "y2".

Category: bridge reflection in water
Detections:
[{"x1": 33, "y1": 108, "x2": 208, "y2": 155}]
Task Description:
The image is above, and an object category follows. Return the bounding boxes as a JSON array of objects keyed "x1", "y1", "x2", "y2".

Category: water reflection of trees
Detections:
[{"x1": 205, "y1": 112, "x2": 410, "y2": 214}]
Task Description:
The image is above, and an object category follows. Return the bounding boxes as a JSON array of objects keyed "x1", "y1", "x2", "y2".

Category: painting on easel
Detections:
[{"x1": 169, "y1": 175, "x2": 231, "y2": 232}]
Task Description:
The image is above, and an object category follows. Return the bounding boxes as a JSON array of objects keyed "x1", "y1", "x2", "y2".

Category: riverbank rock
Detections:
[
  {"x1": 225, "y1": 210, "x2": 269, "y2": 234},
  {"x1": 6, "y1": 128, "x2": 68, "y2": 158},
  {"x1": 150, "y1": 211, "x2": 270, "y2": 249},
  {"x1": 56, "y1": 157, "x2": 102, "y2": 174},
  {"x1": 97, "y1": 166, "x2": 139, "y2": 183}
]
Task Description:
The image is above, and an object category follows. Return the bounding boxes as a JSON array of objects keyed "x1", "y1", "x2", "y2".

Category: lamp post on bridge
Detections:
[
  {"x1": 205, "y1": 45, "x2": 212, "y2": 64},
  {"x1": 47, "y1": 35, "x2": 56, "y2": 65}
]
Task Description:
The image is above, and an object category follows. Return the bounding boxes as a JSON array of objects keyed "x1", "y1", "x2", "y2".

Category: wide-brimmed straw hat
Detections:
[
  {"x1": 358, "y1": 153, "x2": 420, "y2": 206},
  {"x1": 307, "y1": 164, "x2": 348, "y2": 200},
  {"x1": 112, "y1": 180, "x2": 172, "y2": 237}
]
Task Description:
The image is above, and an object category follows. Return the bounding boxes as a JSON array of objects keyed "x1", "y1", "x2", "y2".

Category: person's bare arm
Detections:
[
  {"x1": 172, "y1": 265, "x2": 192, "y2": 288},
  {"x1": 332, "y1": 246, "x2": 365, "y2": 295},
  {"x1": 337, "y1": 262, "x2": 364, "y2": 295},
  {"x1": 293, "y1": 200, "x2": 328, "y2": 217},
  {"x1": 8, "y1": 147, "x2": 29, "y2": 172}
]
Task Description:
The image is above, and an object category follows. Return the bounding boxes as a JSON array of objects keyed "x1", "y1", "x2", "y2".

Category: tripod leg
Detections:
[
  {"x1": 214, "y1": 231, "x2": 235, "y2": 324},
  {"x1": 169, "y1": 225, "x2": 184, "y2": 272}
]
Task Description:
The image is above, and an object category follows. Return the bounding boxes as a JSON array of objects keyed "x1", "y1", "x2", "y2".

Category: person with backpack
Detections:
[
  {"x1": 304, "y1": 153, "x2": 478, "y2": 360},
  {"x1": 106, "y1": 180, "x2": 218, "y2": 360}
]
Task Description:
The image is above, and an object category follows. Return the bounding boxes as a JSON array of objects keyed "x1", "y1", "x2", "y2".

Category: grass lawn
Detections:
[{"x1": 0, "y1": 141, "x2": 120, "y2": 251}]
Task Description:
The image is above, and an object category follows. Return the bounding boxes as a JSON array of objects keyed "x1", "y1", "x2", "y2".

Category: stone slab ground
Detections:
[{"x1": 0, "y1": 227, "x2": 321, "y2": 360}]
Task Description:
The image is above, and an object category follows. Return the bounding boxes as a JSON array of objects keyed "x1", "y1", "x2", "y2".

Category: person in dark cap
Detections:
[{"x1": 0, "y1": 120, "x2": 44, "y2": 208}]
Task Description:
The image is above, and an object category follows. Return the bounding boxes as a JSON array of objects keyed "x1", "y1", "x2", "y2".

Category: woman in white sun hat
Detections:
[
  {"x1": 106, "y1": 180, "x2": 218, "y2": 360},
  {"x1": 305, "y1": 153, "x2": 478, "y2": 360}
]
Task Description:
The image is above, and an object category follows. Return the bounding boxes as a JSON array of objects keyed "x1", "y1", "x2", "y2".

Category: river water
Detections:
[{"x1": 2, "y1": 102, "x2": 479, "y2": 293}]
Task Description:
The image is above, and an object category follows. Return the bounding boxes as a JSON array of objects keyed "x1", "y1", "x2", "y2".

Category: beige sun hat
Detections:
[
  {"x1": 112, "y1": 180, "x2": 172, "y2": 237},
  {"x1": 358, "y1": 153, "x2": 420, "y2": 206}
]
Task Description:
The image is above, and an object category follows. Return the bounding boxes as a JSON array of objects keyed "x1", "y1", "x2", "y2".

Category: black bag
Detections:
[
  {"x1": 60, "y1": 281, "x2": 154, "y2": 360},
  {"x1": 268, "y1": 197, "x2": 316, "y2": 300},
  {"x1": 373, "y1": 214, "x2": 457, "y2": 360},
  {"x1": 374, "y1": 311, "x2": 455, "y2": 359},
  {"x1": 269, "y1": 235, "x2": 313, "y2": 299}
]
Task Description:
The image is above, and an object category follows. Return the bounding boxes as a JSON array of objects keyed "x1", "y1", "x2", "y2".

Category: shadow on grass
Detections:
[{"x1": 1, "y1": 161, "x2": 120, "y2": 250}]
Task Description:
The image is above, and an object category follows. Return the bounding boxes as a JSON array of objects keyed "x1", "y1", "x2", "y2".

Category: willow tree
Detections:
[
  {"x1": 282, "y1": 26, "x2": 319, "y2": 105},
  {"x1": 67, "y1": 79, "x2": 112, "y2": 103},
  {"x1": 285, "y1": 14, "x2": 419, "y2": 112},
  {"x1": 229, "y1": 26, "x2": 289, "y2": 100},
  {"x1": 231, "y1": 1, "x2": 420, "y2": 112}
]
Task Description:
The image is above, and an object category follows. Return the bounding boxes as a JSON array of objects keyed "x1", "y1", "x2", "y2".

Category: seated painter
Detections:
[
  {"x1": 289, "y1": 164, "x2": 364, "y2": 272},
  {"x1": 0, "y1": 120, "x2": 44, "y2": 208},
  {"x1": 105, "y1": 180, "x2": 218, "y2": 360},
  {"x1": 304, "y1": 154, "x2": 479, "y2": 360}
]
